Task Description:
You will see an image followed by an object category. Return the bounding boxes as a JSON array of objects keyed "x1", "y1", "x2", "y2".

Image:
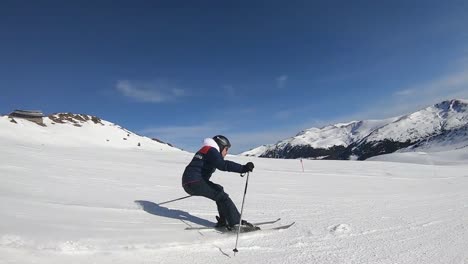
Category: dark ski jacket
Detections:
[{"x1": 182, "y1": 144, "x2": 243, "y2": 186}]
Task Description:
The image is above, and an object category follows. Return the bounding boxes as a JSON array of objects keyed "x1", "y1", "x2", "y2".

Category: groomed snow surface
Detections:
[{"x1": 1, "y1": 139, "x2": 467, "y2": 263}]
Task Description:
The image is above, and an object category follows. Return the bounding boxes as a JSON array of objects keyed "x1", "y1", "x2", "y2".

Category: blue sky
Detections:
[{"x1": 1, "y1": 1, "x2": 468, "y2": 153}]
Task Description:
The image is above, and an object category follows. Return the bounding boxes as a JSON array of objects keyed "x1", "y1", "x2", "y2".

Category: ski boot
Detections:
[
  {"x1": 228, "y1": 220, "x2": 260, "y2": 232},
  {"x1": 215, "y1": 215, "x2": 227, "y2": 228}
]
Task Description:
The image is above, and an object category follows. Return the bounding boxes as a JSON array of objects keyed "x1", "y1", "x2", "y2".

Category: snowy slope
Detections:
[
  {"x1": 369, "y1": 146, "x2": 468, "y2": 165},
  {"x1": 241, "y1": 144, "x2": 272, "y2": 157},
  {"x1": 1, "y1": 122, "x2": 467, "y2": 263},
  {"x1": 406, "y1": 124, "x2": 468, "y2": 152},
  {"x1": 0, "y1": 113, "x2": 179, "y2": 151}
]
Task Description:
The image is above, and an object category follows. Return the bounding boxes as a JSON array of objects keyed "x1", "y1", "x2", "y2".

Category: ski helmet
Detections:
[{"x1": 213, "y1": 135, "x2": 231, "y2": 151}]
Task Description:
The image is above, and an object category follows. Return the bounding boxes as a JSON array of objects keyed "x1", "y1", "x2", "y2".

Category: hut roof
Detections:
[{"x1": 10, "y1": 110, "x2": 45, "y2": 118}]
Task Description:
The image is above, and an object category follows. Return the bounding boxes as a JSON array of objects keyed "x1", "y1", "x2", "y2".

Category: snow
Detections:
[
  {"x1": 1, "y1": 122, "x2": 468, "y2": 263},
  {"x1": 282, "y1": 119, "x2": 398, "y2": 149},
  {"x1": 366, "y1": 99, "x2": 468, "y2": 143},
  {"x1": 242, "y1": 145, "x2": 273, "y2": 157},
  {"x1": 0, "y1": 115, "x2": 179, "y2": 151},
  {"x1": 369, "y1": 147, "x2": 468, "y2": 166},
  {"x1": 242, "y1": 118, "x2": 397, "y2": 156}
]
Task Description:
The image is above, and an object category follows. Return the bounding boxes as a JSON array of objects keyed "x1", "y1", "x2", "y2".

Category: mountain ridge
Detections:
[{"x1": 242, "y1": 99, "x2": 468, "y2": 160}]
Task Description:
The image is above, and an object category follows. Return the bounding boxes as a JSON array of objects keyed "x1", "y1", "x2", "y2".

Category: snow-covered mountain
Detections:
[
  {"x1": 0, "y1": 112, "x2": 180, "y2": 151},
  {"x1": 242, "y1": 99, "x2": 468, "y2": 160}
]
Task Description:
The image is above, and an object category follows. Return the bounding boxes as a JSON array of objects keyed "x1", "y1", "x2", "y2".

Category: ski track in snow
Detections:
[{"x1": 1, "y1": 140, "x2": 468, "y2": 263}]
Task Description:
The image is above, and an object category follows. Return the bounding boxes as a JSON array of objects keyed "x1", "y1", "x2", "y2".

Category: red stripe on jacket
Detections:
[{"x1": 199, "y1": 146, "x2": 212, "y2": 154}]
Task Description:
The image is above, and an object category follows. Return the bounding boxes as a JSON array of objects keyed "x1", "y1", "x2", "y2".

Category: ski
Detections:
[
  {"x1": 224, "y1": 222, "x2": 295, "y2": 234},
  {"x1": 185, "y1": 218, "x2": 281, "y2": 230},
  {"x1": 267, "y1": 221, "x2": 295, "y2": 230},
  {"x1": 253, "y1": 218, "x2": 281, "y2": 226}
]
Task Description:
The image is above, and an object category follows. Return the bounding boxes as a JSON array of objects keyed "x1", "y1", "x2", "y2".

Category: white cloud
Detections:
[
  {"x1": 139, "y1": 122, "x2": 229, "y2": 152},
  {"x1": 393, "y1": 89, "x2": 414, "y2": 96},
  {"x1": 276, "y1": 75, "x2": 288, "y2": 89},
  {"x1": 408, "y1": 69, "x2": 468, "y2": 96},
  {"x1": 116, "y1": 80, "x2": 187, "y2": 103},
  {"x1": 141, "y1": 124, "x2": 218, "y2": 139},
  {"x1": 350, "y1": 68, "x2": 468, "y2": 121}
]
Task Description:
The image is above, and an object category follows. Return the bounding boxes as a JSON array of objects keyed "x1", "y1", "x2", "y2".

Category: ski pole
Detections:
[
  {"x1": 233, "y1": 172, "x2": 250, "y2": 254},
  {"x1": 158, "y1": 195, "x2": 192, "y2": 205}
]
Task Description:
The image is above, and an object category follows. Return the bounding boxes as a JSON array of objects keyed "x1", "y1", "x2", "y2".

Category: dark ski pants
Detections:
[{"x1": 183, "y1": 180, "x2": 240, "y2": 226}]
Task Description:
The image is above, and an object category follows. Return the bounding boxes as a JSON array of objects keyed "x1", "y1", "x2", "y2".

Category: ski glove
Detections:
[{"x1": 241, "y1": 162, "x2": 255, "y2": 173}]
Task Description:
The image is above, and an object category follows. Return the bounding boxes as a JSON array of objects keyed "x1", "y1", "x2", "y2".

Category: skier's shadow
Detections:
[{"x1": 134, "y1": 200, "x2": 215, "y2": 227}]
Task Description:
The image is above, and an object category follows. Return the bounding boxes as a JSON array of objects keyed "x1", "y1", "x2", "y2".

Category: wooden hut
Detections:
[{"x1": 9, "y1": 110, "x2": 45, "y2": 126}]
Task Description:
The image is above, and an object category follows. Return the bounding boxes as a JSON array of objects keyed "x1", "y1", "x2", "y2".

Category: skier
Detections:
[{"x1": 182, "y1": 135, "x2": 255, "y2": 229}]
